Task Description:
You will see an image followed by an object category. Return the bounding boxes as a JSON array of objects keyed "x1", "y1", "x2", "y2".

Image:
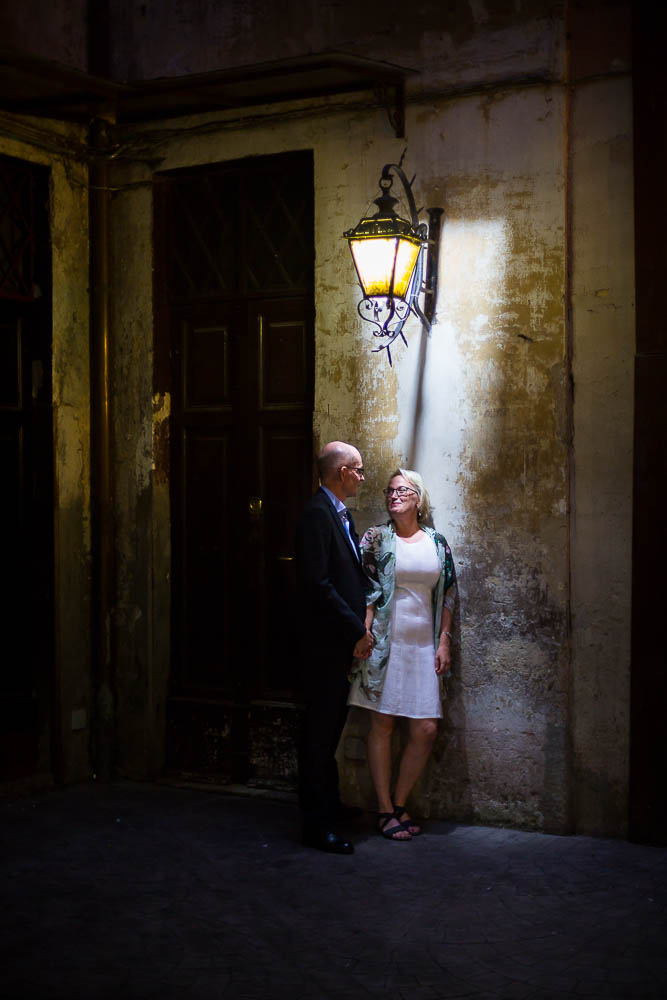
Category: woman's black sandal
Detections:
[
  {"x1": 393, "y1": 805, "x2": 422, "y2": 836},
  {"x1": 377, "y1": 812, "x2": 412, "y2": 841}
]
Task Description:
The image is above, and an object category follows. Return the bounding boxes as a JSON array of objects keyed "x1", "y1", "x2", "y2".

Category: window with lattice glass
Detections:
[{"x1": 0, "y1": 158, "x2": 36, "y2": 302}]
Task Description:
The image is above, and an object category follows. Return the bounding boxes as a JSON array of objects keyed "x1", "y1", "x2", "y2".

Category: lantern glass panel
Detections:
[
  {"x1": 350, "y1": 235, "x2": 420, "y2": 301},
  {"x1": 393, "y1": 238, "x2": 421, "y2": 299}
]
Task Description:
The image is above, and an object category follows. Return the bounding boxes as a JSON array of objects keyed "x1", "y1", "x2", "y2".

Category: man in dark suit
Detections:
[{"x1": 295, "y1": 440, "x2": 373, "y2": 854}]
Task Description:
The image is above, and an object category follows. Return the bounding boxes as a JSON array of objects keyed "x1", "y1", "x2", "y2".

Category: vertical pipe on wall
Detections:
[
  {"x1": 89, "y1": 118, "x2": 115, "y2": 781},
  {"x1": 562, "y1": 0, "x2": 575, "y2": 835}
]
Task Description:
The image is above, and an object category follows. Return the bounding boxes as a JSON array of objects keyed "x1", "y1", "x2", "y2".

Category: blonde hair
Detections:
[{"x1": 387, "y1": 468, "x2": 432, "y2": 521}]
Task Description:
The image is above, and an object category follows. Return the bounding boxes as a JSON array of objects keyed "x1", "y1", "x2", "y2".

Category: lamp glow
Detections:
[{"x1": 349, "y1": 234, "x2": 421, "y2": 300}]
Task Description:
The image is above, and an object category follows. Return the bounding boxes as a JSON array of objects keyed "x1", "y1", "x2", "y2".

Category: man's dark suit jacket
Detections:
[
  {"x1": 295, "y1": 487, "x2": 368, "y2": 656},
  {"x1": 295, "y1": 486, "x2": 369, "y2": 827}
]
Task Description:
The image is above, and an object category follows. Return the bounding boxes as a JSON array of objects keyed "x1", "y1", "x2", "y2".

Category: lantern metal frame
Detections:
[{"x1": 344, "y1": 156, "x2": 441, "y2": 365}]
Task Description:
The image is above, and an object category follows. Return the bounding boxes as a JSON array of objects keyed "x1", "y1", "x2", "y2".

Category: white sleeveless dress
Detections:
[{"x1": 348, "y1": 532, "x2": 443, "y2": 719}]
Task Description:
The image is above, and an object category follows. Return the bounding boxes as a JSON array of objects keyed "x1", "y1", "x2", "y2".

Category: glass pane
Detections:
[
  {"x1": 0, "y1": 159, "x2": 35, "y2": 302},
  {"x1": 245, "y1": 166, "x2": 314, "y2": 292},
  {"x1": 171, "y1": 173, "x2": 241, "y2": 296}
]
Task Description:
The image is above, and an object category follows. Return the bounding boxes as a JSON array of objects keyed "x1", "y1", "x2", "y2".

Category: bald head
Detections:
[
  {"x1": 317, "y1": 441, "x2": 359, "y2": 483},
  {"x1": 316, "y1": 441, "x2": 365, "y2": 500}
]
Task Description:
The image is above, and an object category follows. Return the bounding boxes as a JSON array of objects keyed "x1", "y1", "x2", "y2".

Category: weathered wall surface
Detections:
[
  {"x1": 0, "y1": 1, "x2": 635, "y2": 835},
  {"x1": 0, "y1": 115, "x2": 91, "y2": 782},
  {"x1": 109, "y1": 166, "x2": 163, "y2": 779},
  {"x1": 570, "y1": 76, "x2": 634, "y2": 835},
  {"x1": 103, "y1": 0, "x2": 634, "y2": 834},
  {"x1": 330, "y1": 83, "x2": 572, "y2": 831},
  {"x1": 109, "y1": 0, "x2": 561, "y2": 86}
]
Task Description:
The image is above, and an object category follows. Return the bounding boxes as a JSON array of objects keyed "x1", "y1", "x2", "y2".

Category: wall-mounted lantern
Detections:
[{"x1": 344, "y1": 154, "x2": 442, "y2": 365}]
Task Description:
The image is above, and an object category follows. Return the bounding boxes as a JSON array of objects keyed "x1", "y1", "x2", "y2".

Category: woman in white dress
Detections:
[{"x1": 348, "y1": 469, "x2": 457, "y2": 841}]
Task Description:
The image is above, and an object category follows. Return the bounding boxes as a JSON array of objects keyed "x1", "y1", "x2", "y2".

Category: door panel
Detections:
[
  {"x1": 260, "y1": 428, "x2": 308, "y2": 696},
  {"x1": 172, "y1": 305, "x2": 239, "y2": 692},
  {"x1": 0, "y1": 317, "x2": 25, "y2": 687},
  {"x1": 258, "y1": 313, "x2": 309, "y2": 410},
  {"x1": 184, "y1": 323, "x2": 232, "y2": 410},
  {"x1": 0, "y1": 316, "x2": 22, "y2": 407},
  {"x1": 253, "y1": 296, "x2": 313, "y2": 700},
  {"x1": 182, "y1": 427, "x2": 233, "y2": 691}
]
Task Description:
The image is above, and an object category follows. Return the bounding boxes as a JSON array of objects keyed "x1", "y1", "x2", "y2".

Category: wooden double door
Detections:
[{"x1": 155, "y1": 152, "x2": 314, "y2": 787}]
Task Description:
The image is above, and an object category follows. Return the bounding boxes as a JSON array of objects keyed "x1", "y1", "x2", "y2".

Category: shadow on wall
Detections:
[{"x1": 406, "y1": 322, "x2": 429, "y2": 470}]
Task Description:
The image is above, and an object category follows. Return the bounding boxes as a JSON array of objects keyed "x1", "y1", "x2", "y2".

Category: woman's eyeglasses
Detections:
[{"x1": 383, "y1": 487, "x2": 418, "y2": 498}]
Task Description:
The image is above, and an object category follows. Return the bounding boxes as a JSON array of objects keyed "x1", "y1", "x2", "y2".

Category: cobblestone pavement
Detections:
[{"x1": 2, "y1": 781, "x2": 666, "y2": 999}]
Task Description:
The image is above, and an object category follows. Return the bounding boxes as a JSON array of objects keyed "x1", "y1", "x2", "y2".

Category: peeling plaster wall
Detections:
[
  {"x1": 109, "y1": 170, "x2": 161, "y2": 778},
  {"x1": 106, "y1": 3, "x2": 634, "y2": 834},
  {"x1": 0, "y1": 116, "x2": 91, "y2": 782}
]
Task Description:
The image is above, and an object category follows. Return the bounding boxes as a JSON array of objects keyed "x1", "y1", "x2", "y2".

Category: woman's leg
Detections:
[
  {"x1": 393, "y1": 718, "x2": 438, "y2": 831},
  {"x1": 366, "y1": 711, "x2": 410, "y2": 839}
]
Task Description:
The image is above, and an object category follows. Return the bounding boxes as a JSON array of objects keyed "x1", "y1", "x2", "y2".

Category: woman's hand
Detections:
[
  {"x1": 353, "y1": 629, "x2": 374, "y2": 660},
  {"x1": 435, "y1": 637, "x2": 452, "y2": 676}
]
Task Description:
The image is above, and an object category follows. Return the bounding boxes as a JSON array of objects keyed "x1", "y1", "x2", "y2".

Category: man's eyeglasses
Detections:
[
  {"x1": 342, "y1": 466, "x2": 365, "y2": 477},
  {"x1": 383, "y1": 486, "x2": 418, "y2": 498}
]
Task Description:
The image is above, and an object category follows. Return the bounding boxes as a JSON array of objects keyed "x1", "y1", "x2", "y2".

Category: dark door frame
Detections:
[
  {"x1": 628, "y1": 8, "x2": 667, "y2": 844},
  {"x1": 153, "y1": 150, "x2": 314, "y2": 788}
]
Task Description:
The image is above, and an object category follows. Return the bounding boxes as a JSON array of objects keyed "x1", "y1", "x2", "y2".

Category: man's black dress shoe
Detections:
[{"x1": 302, "y1": 829, "x2": 355, "y2": 854}]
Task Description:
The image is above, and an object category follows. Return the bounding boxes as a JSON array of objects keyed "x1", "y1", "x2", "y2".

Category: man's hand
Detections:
[{"x1": 353, "y1": 630, "x2": 374, "y2": 660}]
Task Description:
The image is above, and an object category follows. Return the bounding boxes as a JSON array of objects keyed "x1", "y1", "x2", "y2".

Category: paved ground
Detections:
[{"x1": 1, "y1": 781, "x2": 666, "y2": 1000}]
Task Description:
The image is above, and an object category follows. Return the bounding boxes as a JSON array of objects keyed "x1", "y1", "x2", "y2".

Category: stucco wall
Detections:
[
  {"x1": 329, "y1": 86, "x2": 571, "y2": 831},
  {"x1": 104, "y1": 4, "x2": 634, "y2": 834},
  {"x1": 0, "y1": 114, "x2": 91, "y2": 783}
]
